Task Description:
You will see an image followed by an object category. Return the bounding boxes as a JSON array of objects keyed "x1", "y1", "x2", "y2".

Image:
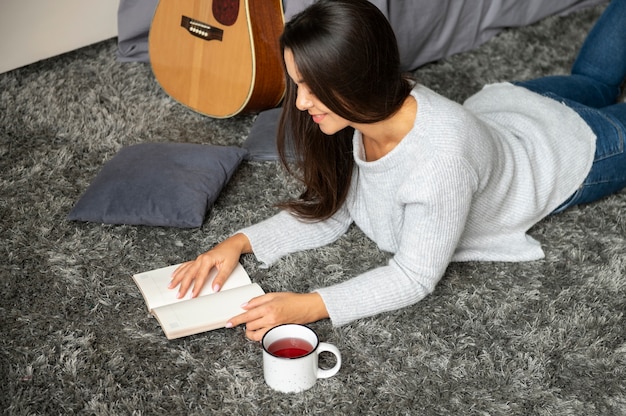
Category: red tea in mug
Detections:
[{"x1": 268, "y1": 337, "x2": 314, "y2": 358}]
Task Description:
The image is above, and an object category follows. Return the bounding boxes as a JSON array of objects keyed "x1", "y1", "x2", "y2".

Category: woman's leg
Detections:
[
  {"x1": 516, "y1": 75, "x2": 616, "y2": 108},
  {"x1": 571, "y1": 0, "x2": 626, "y2": 93},
  {"x1": 516, "y1": 0, "x2": 626, "y2": 107},
  {"x1": 522, "y1": 1, "x2": 626, "y2": 213},
  {"x1": 552, "y1": 102, "x2": 626, "y2": 213}
]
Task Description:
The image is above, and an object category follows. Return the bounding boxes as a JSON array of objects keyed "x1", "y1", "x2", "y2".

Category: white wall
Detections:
[{"x1": 0, "y1": 0, "x2": 119, "y2": 74}]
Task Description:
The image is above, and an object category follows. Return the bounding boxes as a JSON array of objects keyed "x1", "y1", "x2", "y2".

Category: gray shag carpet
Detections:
[{"x1": 2, "y1": 4, "x2": 625, "y2": 415}]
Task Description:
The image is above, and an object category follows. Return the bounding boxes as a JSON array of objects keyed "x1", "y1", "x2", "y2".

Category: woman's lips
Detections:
[{"x1": 311, "y1": 113, "x2": 325, "y2": 123}]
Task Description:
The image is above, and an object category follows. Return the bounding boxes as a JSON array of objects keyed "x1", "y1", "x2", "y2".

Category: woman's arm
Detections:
[
  {"x1": 226, "y1": 292, "x2": 330, "y2": 341},
  {"x1": 168, "y1": 207, "x2": 353, "y2": 340},
  {"x1": 317, "y1": 156, "x2": 477, "y2": 326}
]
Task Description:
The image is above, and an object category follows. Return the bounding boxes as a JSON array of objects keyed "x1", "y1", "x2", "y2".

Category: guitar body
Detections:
[{"x1": 149, "y1": 0, "x2": 286, "y2": 118}]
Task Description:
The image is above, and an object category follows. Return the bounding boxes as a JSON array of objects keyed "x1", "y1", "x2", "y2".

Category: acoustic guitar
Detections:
[{"x1": 149, "y1": 0, "x2": 286, "y2": 118}]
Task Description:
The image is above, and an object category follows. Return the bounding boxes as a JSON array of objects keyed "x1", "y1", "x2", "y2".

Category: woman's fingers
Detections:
[
  {"x1": 170, "y1": 256, "x2": 215, "y2": 298},
  {"x1": 169, "y1": 233, "x2": 252, "y2": 298}
]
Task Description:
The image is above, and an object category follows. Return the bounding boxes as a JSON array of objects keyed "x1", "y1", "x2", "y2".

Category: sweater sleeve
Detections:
[
  {"x1": 238, "y1": 206, "x2": 353, "y2": 267},
  {"x1": 316, "y1": 156, "x2": 477, "y2": 326}
]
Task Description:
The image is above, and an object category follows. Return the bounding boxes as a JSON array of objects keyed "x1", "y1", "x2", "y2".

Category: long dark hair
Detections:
[{"x1": 277, "y1": 0, "x2": 413, "y2": 220}]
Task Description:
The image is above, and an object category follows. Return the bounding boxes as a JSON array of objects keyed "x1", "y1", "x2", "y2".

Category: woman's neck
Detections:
[{"x1": 356, "y1": 95, "x2": 417, "y2": 161}]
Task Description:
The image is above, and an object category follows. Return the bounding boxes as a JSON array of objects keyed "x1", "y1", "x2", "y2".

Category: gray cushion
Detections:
[
  {"x1": 243, "y1": 108, "x2": 295, "y2": 162},
  {"x1": 68, "y1": 142, "x2": 247, "y2": 228}
]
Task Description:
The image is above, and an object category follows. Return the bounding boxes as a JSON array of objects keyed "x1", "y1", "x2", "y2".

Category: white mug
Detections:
[{"x1": 262, "y1": 324, "x2": 342, "y2": 393}]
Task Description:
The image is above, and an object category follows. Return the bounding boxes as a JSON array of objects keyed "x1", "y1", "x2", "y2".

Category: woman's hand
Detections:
[
  {"x1": 226, "y1": 292, "x2": 329, "y2": 341},
  {"x1": 169, "y1": 233, "x2": 252, "y2": 298}
]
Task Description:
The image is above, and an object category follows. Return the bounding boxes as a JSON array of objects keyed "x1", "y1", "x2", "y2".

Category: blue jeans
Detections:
[{"x1": 514, "y1": 0, "x2": 626, "y2": 213}]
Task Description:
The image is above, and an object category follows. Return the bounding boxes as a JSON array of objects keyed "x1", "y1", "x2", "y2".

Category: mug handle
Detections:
[{"x1": 316, "y1": 342, "x2": 342, "y2": 379}]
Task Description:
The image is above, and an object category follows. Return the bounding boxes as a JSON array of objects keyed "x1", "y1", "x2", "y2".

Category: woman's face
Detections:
[{"x1": 284, "y1": 49, "x2": 351, "y2": 135}]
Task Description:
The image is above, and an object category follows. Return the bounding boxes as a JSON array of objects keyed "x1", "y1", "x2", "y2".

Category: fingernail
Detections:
[
  {"x1": 240, "y1": 302, "x2": 248, "y2": 308},
  {"x1": 213, "y1": 284, "x2": 221, "y2": 292},
  {"x1": 225, "y1": 322, "x2": 233, "y2": 328}
]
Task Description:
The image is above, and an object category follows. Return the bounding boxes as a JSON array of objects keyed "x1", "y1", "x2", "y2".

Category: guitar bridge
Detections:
[{"x1": 181, "y1": 16, "x2": 223, "y2": 41}]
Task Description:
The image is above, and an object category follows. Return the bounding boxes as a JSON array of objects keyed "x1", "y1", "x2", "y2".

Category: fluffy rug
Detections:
[{"x1": 2, "y1": 3, "x2": 625, "y2": 415}]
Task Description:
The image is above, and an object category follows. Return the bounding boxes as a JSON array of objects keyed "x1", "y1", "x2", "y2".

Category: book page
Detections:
[
  {"x1": 151, "y1": 283, "x2": 265, "y2": 339},
  {"x1": 132, "y1": 263, "x2": 253, "y2": 311}
]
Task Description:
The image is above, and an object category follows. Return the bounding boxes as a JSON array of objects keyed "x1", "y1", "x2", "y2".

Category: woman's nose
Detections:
[{"x1": 296, "y1": 90, "x2": 313, "y2": 111}]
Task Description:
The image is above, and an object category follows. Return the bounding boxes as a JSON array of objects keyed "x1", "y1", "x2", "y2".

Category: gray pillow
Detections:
[
  {"x1": 68, "y1": 142, "x2": 247, "y2": 228},
  {"x1": 243, "y1": 108, "x2": 295, "y2": 162}
]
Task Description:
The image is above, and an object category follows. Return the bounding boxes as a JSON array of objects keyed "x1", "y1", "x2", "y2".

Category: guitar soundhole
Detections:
[{"x1": 213, "y1": 0, "x2": 239, "y2": 26}]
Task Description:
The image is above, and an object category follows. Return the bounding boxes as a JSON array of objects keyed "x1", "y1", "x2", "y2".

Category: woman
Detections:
[{"x1": 171, "y1": 0, "x2": 626, "y2": 341}]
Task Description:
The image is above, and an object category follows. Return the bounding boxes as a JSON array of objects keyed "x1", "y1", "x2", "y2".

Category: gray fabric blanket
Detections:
[{"x1": 118, "y1": 0, "x2": 606, "y2": 70}]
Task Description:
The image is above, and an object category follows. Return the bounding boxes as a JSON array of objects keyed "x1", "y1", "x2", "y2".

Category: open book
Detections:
[{"x1": 132, "y1": 263, "x2": 264, "y2": 339}]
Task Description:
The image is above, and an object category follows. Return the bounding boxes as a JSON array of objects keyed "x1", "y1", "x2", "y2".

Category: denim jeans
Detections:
[{"x1": 514, "y1": 0, "x2": 626, "y2": 213}]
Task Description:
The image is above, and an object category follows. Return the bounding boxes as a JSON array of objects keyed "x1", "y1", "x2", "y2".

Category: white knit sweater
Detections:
[{"x1": 240, "y1": 83, "x2": 595, "y2": 326}]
